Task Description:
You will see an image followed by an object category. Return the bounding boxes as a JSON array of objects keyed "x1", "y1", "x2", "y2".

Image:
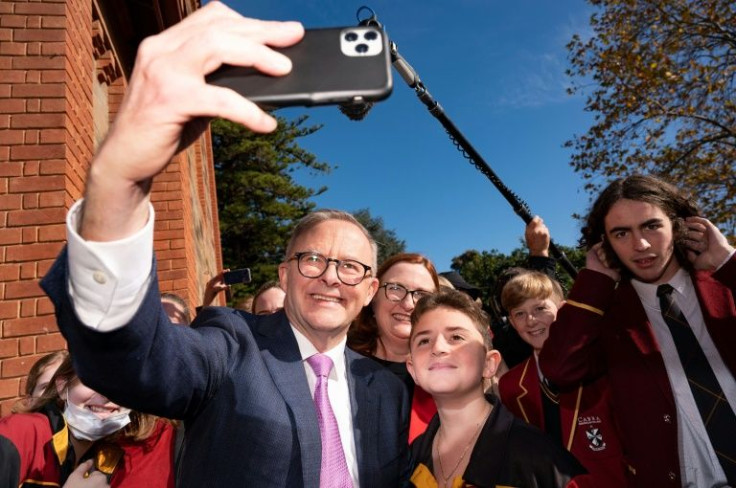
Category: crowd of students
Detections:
[{"x1": 1, "y1": 3, "x2": 734, "y2": 487}]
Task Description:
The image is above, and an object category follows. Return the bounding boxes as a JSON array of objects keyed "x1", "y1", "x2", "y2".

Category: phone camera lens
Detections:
[
  {"x1": 345, "y1": 32, "x2": 358, "y2": 42},
  {"x1": 364, "y1": 31, "x2": 378, "y2": 41},
  {"x1": 355, "y1": 44, "x2": 369, "y2": 54}
]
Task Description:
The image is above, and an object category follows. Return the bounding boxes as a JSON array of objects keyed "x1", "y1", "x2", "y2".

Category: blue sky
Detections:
[{"x1": 224, "y1": 0, "x2": 598, "y2": 272}]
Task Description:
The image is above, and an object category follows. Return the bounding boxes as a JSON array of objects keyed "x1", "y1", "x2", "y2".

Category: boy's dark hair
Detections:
[
  {"x1": 581, "y1": 174, "x2": 700, "y2": 277},
  {"x1": 410, "y1": 289, "x2": 493, "y2": 350}
]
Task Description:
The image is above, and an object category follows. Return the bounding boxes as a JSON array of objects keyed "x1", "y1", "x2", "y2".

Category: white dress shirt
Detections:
[{"x1": 632, "y1": 267, "x2": 736, "y2": 488}]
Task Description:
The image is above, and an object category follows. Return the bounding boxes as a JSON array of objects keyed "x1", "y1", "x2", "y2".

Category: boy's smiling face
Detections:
[{"x1": 407, "y1": 306, "x2": 499, "y2": 399}]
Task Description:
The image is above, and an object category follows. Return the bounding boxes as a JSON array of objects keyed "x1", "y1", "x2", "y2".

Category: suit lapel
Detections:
[
  {"x1": 255, "y1": 312, "x2": 321, "y2": 488},
  {"x1": 346, "y1": 348, "x2": 376, "y2": 487},
  {"x1": 515, "y1": 357, "x2": 542, "y2": 427}
]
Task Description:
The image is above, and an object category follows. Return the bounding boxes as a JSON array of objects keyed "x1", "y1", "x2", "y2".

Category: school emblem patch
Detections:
[{"x1": 585, "y1": 427, "x2": 607, "y2": 452}]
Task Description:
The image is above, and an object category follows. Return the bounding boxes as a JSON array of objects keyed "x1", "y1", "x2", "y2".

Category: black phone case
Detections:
[{"x1": 207, "y1": 26, "x2": 392, "y2": 109}]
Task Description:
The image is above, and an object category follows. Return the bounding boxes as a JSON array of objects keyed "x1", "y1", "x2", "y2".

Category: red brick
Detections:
[
  {"x1": 40, "y1": 129, "x2": 65, "y2": 143},
  {"x1": 0, "y1": 130, "x2": 24, "y2": 144},
  {"x1": 2, "y1": 355, "x2": 40, "y2": 377},
  {"x1": 23, "y1": 160, "x2": 39, "y2": 175},
  {"x1": 0, "y1": 399, "x2": 18, "y2": 419},
  {"x1": 20, "y1": 262, "x2": 36, "y2": 279},
  {"x1": 0, "y1": 41, "x2": 25, "y2": 55},
  {"x1": 39, "y1": 159, "x2": 65, "y2": 175},
  {"x1": 0, "y1": 15, "x2": 26, "y2": 28},
  {"x1": 0, "y1": 300, "x2": 18, "y2": 319},
  {"x1": 41, "y1": 70, "x2": 65, "y2": 83},
  {"x1": 22, "y1": 230, "x2": 38, "y2": 247},
  {"x1": 8, "y1": 175, "x2": 64, "y2": 193},
  {"x1": 10, "y1": 113, "x2": 64, "y2": 129},
  {"x1": 40, "y1": 99, "x2": 65, "y2": 113},
  {"x1": 38, "y1": 224, "x2": 65, "y2": 242},
  {"x1": 7, "y1": 207, "x2": 66, "y2": 227},
  {"x1": 37, "y1": 259, "x2": 55, "y2": 278},
  {"x1": 42, "y1": 16, "x2": 66, "y2": 29},
  {"x1": 0, "y1": 264, "x2": 21, "y2": 282},
  {"x1": 3, "y1": 280, "x2": 43, "y2": 300},
  {"x1": 20, "y1": 298, "x2": 35, "y2": 318},
  {"x1": 10, "y1": 144, "x2": 65, "y2": 160},
  {"x1": 18, "y1": 336, "x2": 35, "y2": 355},
  {"x1": 39, "y1": 191, "x2": 64, "y2": 208},
  {"x1": 6, "y1": 242, "x2": 63, "y2": 262},
  {"x1": 37, "y1": 333, "x2": 65, "y2": 353},
  {"x1": 0, "y1": 378, "x2": 20, "y2": 400},
  {"x1": 23, "y1": 193, "x2": 39, "y2": 210},
  {"x1": 2, "y1": 70, "x2": 26, "y2": 83},
  {"x1": 41, "y1": 42, "x2": 65, "y2": 56},
  {"x1": 12, "y1": 83, "x2": 64, "y2": 98},
  {"x1": 0, "y1": 194, "x2": 22, "y2": 211},
  {"x1": 13, "y1": 30, "x2": 65, "y2": 43},
  {"x1": 0, "y1": 161, "x2": 23, "y2": 177},
  {"x1": 15, "y1": 3, "x2": 66, "y2": 15},
  {"x1": 0, "y1": 339, "x2": 18, "y2": 359},
  {"x1": 3, "y1": 315, "x2": 58, "y2": 337},
  {"x1": 0, "y1": 99, "x2": 26, "y2": 114}
]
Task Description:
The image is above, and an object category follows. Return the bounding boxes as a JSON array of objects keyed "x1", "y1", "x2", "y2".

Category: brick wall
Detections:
[{"x1": 0, "y1": 0, "x2": 217, "y2": 416}]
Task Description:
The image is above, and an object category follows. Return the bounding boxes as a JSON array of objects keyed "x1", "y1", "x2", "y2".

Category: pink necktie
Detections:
[{"x1": 307, "y1": 354, "x2": 353, "y2": 488}]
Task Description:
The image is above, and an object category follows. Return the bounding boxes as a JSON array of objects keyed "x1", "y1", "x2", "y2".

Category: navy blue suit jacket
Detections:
[{"x1": 42, "y1": 251, "x2": 410, "y2": 488}]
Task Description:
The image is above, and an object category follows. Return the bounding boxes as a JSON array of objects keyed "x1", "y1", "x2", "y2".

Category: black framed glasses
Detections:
[
  {"x1": 290, "y1": 252, "x2": 372, "y2": 286},
  {"x1": 380, "y1": 282, "x2": 433, "y2": 303}
]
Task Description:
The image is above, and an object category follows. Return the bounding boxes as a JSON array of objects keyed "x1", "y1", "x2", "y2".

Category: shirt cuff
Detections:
[{"x1": 66, "y1": 199, "x2": 154, "y2": 331}]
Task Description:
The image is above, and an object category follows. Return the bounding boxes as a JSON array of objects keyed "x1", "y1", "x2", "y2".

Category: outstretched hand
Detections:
[
  {"x1": 81, "y1": 3, "x2": 304, "y2": 241},
  {"x1": 683, "y1": 216, "x2": 735, "y2": 271}
]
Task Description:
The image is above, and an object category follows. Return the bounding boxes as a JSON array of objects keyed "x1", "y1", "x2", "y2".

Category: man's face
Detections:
[
  {"x1": 407, "y1": 307, "x2": 498, "y2": 400},
  {"x1": 279, "y1": 220, "x2": 378, "y2": 351},
  {"x1": 508, "y1": 297, "x2": 559, "y2": 354},
  {"x1": 604, "y1": 198, "x2": 680, "y2": 284}
]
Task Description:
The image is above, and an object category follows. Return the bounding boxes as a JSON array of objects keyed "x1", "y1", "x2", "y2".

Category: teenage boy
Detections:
[
  {"x1": 406, "y1": 289, "x2": 585, "y2": 488},
  {"x1": 498, "y1": 270, "x2": 626, "y2": 487},
  {"x1": 540, "y1": 174, "x2": 736, "y2": 488}
]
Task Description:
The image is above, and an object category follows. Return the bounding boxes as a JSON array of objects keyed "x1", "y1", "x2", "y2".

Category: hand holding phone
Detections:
[
  {"x1": 207, "y1": 25, "x2": 392, "y2": 110},
  {"x1": 223, "y1": 268, "x2": 252, "y2": 286}
]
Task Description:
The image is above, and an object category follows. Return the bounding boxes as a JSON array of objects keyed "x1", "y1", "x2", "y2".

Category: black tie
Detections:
[{"x1": 657, "y1": 284, "x2": 736, "y2": 482}]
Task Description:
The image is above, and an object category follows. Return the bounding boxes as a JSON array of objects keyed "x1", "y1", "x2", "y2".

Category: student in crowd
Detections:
[
  {"x1": 498, "y1": 270, "x2": 627, "y2": 487},
  {"x1": 40, "y1": 6, "x2": 409, "y2": 486},
  {"x1": 539, "y1": 174, "x2": 736, "y2": 487},
  {"x1": 24, "y1": 350, "x2": 69, "y2": 400},
  {"x1": 251, "y1": 280, "x2": 286, "y2": 315},
  {"x1": 0, "y1": 355, "x2": 175, "y2": 487},
  {"x1": 348, "y1": 252, "x2": 440, "y2": 442},
  {"x1": 406, "y1": 289, "x2": 586, "y2": 488}
]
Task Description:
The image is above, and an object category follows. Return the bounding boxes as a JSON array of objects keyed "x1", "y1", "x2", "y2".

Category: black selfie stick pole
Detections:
[{"x1": 358, "y1": 8, "x2": 578, "y2": 279}]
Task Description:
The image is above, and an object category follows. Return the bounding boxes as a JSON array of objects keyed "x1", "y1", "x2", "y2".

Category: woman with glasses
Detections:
[{"x1": 348, "y1": 252, "x2": 440, "y2": 442}]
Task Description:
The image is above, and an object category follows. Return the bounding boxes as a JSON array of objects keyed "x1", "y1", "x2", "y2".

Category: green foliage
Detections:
[
  {"x1": 567, "y1": 0, "x2": 735, "y2": 236},
  {"x1": 450, "y1": 243, "x2": 587, "y2": 304},
  {"x1": 212, "y1": 115, "x2": 332, "y2": 295},
  {"x1": 352, "y1": 208, "x2": 407, "y2": 266}
]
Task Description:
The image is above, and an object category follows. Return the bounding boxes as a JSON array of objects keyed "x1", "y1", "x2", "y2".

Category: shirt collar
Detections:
[
  {"x1": 631, "y1": 267, "x2": 690, "y2": 310},
  {"x1": 290, "y1": 324, "x2": 348, "y2": 376}
]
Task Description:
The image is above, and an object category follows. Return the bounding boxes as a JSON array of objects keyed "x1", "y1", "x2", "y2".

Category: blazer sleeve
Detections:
[
  {"x1": 539, "y1": 269, "x2": 616, "y2": 388},
  {"x1": 41, "y1": 248, "x2": 243, "y2": 420}
]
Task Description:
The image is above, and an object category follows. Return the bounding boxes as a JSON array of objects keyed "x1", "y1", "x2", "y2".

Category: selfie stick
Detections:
[{"x1": 357, "y1": 7, "x2": 578, "y2": 279}]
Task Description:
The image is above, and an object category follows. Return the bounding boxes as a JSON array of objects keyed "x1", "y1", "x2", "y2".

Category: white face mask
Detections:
[{"x1": 63, "y1": 396, "x2": 131, "y2": 442}]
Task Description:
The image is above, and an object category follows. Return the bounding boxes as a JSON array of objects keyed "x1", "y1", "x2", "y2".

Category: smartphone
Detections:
[
  {"x1": 223, "y1": 268, "x2": 252, "y2": 285},
  {"x1": 206, "y1": 25, "x2": 392, "y2": 110}
]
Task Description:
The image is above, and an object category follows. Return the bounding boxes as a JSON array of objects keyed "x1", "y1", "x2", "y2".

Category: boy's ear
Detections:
[
  {"x1": 482, "y1": 350, "x2": 502, "y2": 379},
  {"x1": 406, "y1": 356, "x2": 418, "y2": 384}
]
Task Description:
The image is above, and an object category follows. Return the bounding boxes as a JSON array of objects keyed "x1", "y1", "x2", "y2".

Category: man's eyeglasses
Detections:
[
  {"x1": 380, "y1": 283, "x2": 433, "y2": 303},
  {"x1": 290, "y1": 252, "x2": 372, "y2": 286}
]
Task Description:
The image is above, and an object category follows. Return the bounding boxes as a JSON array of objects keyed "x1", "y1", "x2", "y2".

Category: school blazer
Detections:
[
  {"x1": 539, "y1": 256, "x2": 736, "y2": 488},
  {"x1": 41, "y1": 249, "x2": 410, "y2": 488},
  {"x1": 498, "y1": 356, "x2": 627, "y2": 488}
]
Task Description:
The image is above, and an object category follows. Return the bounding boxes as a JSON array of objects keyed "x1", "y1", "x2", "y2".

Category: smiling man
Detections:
[
  {"x1": 39, "y1": 4, "x2": 408, "y2": 487},
  {"x1": 539, "y1": 175, "x2": 736, "y2": 488}
]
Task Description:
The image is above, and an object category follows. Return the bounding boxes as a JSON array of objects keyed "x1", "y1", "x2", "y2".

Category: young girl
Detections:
[
  {"x1": 407, "y1": 289, "x2": 585, "y2": 488},
  {"x1": 0, "y1": 355, "x2": 175, "y2": 487}
]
